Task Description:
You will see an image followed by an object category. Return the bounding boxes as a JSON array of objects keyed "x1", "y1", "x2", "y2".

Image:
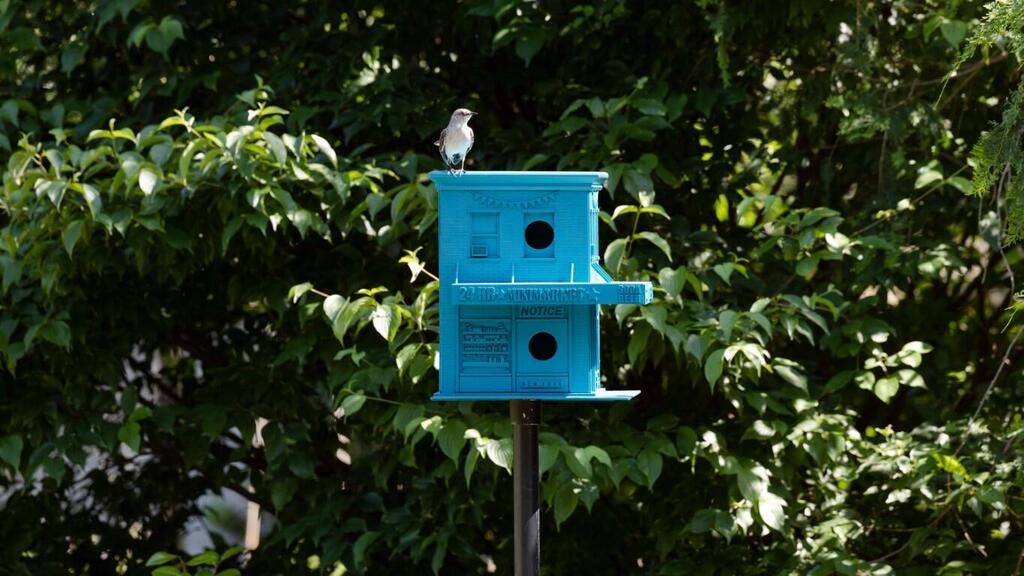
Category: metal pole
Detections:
[{"x1": 511, "y1": 399, "x2": 540, "y2": 576}]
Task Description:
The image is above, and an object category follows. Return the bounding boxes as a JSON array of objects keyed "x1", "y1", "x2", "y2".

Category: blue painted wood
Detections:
[{"x1": 431, "y1": 171, "x2": 651, "y2": 401}]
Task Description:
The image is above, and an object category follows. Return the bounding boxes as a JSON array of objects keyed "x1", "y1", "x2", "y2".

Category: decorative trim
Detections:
[{"x1": 472, "y1": 192, "x2": 555, "y2": 208}]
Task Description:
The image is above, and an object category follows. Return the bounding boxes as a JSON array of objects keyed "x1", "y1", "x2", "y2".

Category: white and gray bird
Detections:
[{"x1": 434, "y1": 108, "x2": 477, "y2": 175}]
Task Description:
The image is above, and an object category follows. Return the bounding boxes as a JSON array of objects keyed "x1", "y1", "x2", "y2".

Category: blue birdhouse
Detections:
[{"x1": 430, "y1": 171, "x2": 653, "y2": 401}]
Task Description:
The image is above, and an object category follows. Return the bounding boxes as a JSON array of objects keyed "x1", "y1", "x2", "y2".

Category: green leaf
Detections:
[
  {"x1": 145, "y1": 552, "x2": 178, "y2": 567},
  {"x1": 371, "y1": 304, "x2": 398, "y2": 341},
  {"x1": 81, "y1": 184, "x2": 103, "y2": 219},
  {"x1": 623, "y1": 169, "x2": 654, "y2": 196},
  {"x1": 824, "y1": 370, "x2": 855, "y2": 394},
  {"x1": 159, "y1": 16, "x2": 185, "y2": 41},
  {"x1": 539, "y1": 444, "x2": 559, "y2": 474},
  {"x1": 897, "y1": 350, "x2": 922, "y2": 368},
  {"x1": 63, "y1": 220, "x2": 84, "y2": 257},
  {"x1": 42, "y1": 457, "x2": 65, "y2": 483},
  {"x1": 128, "y1": 407, "x2": 152, "y2": 423},
  {"x1": 914, "y1": 169, "x2": 943, "y2": 189},
  {"x1": 604, "y1": 238, "x2": 627, "y2": 272},
  {"x1": 486, "y1": 438, "x2": 513, "y2": 473},
  {"x1": 687, "y1": 509, "x2": 716, "y2": 533},
  {"x1": 713, "y1": 263, "x2": 734, "y2": 284},
  {"x1": 340, "y1": 392, "x2": 367, "y2": 418},
  {"x1": 932, "y1": 452, "x2": 970, "y2": 480},
  {"x1": 352, "y1": 531, "x2": 380, "y2": 568},
  {"x1": 0, "y1": 99, "x2": 20, "y2": 127},
  {"x1": 854, "y1": 370, "x2": 876, "y2": 390},
  {"x1": 143, "y1": 16, "x2": 184, "y2": 57},
  {"x1": 947, "y1": 175, "x2": 973, "y2": 194},
  {"x1": 658, "y1": 267, "x2": 685, "y2": 298},
  {"x1": 719, "y1": 310, "x2": 738, "y2": 341},
  {"x1": 310, "y1": 134, "x2": 337, "y2": 167},
  {"x1": 149, "y1": 142, "x2": 173, "y2": 167},
  {"x1": 611, "y1": 204, "x2": 638, "y2": 220},
  {"x1": 773, "y1": 362, "x2": 807, "y2": 392},
  {"x1": 263, "y1": 131, "x2": 288, "y2": 165},
  {"x1": 704, "y1": 349, "x2": 725, "y2": 390},
  {"x1": 676, "y1": 426, "x2": 697, "y2": 456},
  {"x1": 553, "y1": 483, "x2": 579, "y2": 527},
  {"x1": 902, "y1": 340, "x2": 934, "y2": 354},
  {"x1": 329, "y1": 295, "x2": 373, "y2": 343},
  {"x1": 61, "y1": 41, "x2": 87, "y2": 74},
  {"x1": 977, "y1": 486, "x2": 1005, "y2": 507},
  {"x1": 38, "y1": 320, "x2": 71, "y2": 349},
  {"x1": 2, "y1": 257, "x2": 23, "y2": 293},
  {"x1": 939, "y1": 19, "x2": 967, "y2": 47},
  {"x1": 795, "y1": 256, "x2": 819, "y2": 278},
  {"x1": 897, "y1": 369, "x2": 926, "y2": 389},
  {"x1": 271, "y1": 478, "x2": 298, "y2": 510},
  {"x1": 756, "y1": 492, "x2": 786, "y2": 531},
  {"x1": 736, "y1": 462, "x2": 770, "y2": 501},
  {"x1": 583, "y1": 445, "x2": 612, "y2": 468},
  {"x1": 464, "y1": 443, "x2": 479, "y2": 488},
  {"x1": 118, "y1": 422, "x2": 141, "y2": 452},
  {"x1": 438, "y1": 421, "x2": 467, "y2": 463},
  {"x1": 288, "y1": 282, "x2": 313, "y2": 303},
  {"x1": 634, "y1": 98, "x2": 667, "y2": 116},
  {"x1": 187, "y1": 551, "x2": 219, "y2": 567},
  {"x1": 221, "y1": 216, "x2": 244, "y2": 255},
  {"x1": 628, "y1": 323, "x2": 651, "y2": 366},
  {"x1": 152, "y1": 567, "x2": 182, "y2": 576},
  {"x1": 564, "y1": 447, "x2": 593, "y2": 479},
  {"x1": 642, "y1": 303, "x2": 667, "y2": 334},
  {"x1": 430, "y1": 537, "x2": 447, "y2": 575},
  {"x1": 0, "y1": 435, "x2": 23, "y2": 468},
  {"x1": 38, "y1": 179, "x2": 67, "y2": 208},
  {"x1": 636, "y1": 448, "x2": 663, "y2": 487},
  {"x1": 873, "y1": 376, "x2": 899, "y2": 403},
  {"x1": 179, "y1": 140, "x2": 199, "y2": 184},
  {"x1": 714, "y1": 194, "x2": 730, "y2": 221},
  {"x1": 514, "y1": 28, "x2": 545, "y2": 66},
  {"x1": 745, "y1": 420, "x2": 776, "y2": 440},
  {"x1": 635, "y1": 231, "x2": 672, "y2": 261},
  {"x1": 323, "y1": 294, "x2": 346, "y2": 321},
  {"x1": 139, "y1": 167, "x2": 159, "y2": 195}
]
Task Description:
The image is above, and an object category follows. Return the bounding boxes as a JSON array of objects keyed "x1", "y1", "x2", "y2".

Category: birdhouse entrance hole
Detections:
[
  {"x1": 524, "y1": 220, "x2": 554, "y2": 250},
  {"x1": 528, "y1": 331, "x2": 558, "y2": 361}
]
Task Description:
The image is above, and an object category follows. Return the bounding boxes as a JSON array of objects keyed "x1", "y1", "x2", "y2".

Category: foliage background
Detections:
[{"x1": 2, "y1": 0, "x2": 1024, "y2": 574}]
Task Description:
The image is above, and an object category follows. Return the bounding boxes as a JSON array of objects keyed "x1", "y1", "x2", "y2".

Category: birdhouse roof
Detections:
[{"x1": 429, "y1": 171, "x2": 608, "y2": 191}]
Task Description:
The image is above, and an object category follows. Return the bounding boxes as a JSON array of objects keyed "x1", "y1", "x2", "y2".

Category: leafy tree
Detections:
[{"x1": 1, "y1": 1, "x2": 1024, "y2": 574}]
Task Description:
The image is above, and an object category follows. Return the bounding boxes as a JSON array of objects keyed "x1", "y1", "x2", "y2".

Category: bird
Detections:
[{"x1": 435, "y1": 108, "x2": 477, "y2": 176}]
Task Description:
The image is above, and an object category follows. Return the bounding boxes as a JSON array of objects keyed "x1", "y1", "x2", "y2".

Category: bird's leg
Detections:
[
  {"x1": 447, "y1": 164, "x2": 455, "y2": 176},
  {"x1": 459, "y1": 157, "x2": 466, "y2": 176}
]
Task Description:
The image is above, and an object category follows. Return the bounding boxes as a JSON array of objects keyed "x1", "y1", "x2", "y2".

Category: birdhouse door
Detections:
[{"x1": 514, "y1": 311, "x2": 570, "y2": 393}]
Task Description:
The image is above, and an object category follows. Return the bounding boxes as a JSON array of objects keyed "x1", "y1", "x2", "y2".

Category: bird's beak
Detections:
[{"x1": 469, "y1": 111, "x2": 478, "y2": 116}]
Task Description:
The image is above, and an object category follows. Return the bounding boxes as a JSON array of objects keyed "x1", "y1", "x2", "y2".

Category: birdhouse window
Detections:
[
  {"x1": 470, "y1": 212, "x2": 499, "y2": 258},
  {"x1": 524, "y1": 213, "x2": 554, "y2": 257}
]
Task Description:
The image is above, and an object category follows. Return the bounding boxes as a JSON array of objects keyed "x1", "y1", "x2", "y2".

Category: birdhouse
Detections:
[{"x1": 430, "y1": 171, "x2": 653, "y2": 401}]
